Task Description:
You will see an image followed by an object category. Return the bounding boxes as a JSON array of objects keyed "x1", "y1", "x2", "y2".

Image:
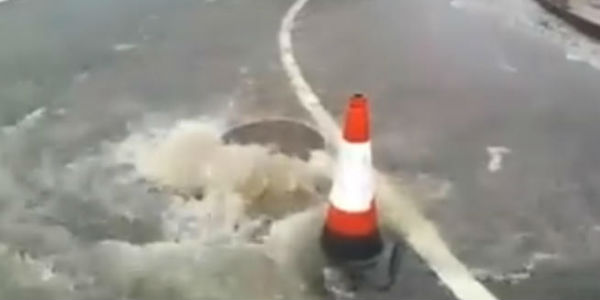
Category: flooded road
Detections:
[
  {"x1": 3, "y1": 0, "x2": 600, "y2": 299},
  {"x1": 0, "y1": 0, "x2": 330, "y2": 298},
  {"x1": 295, "y1": 0, "x2": 600, "y2": 298}
]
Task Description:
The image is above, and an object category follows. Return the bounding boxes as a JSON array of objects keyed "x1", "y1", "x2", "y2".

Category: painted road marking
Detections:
[{"x1": 279, "y1": 1, "x2": 498, "y2": 299}]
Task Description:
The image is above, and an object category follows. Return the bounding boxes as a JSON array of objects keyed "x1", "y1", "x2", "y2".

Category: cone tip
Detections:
[{"x1": 343, "y1": 93, "x2": 370, "y2": 143}]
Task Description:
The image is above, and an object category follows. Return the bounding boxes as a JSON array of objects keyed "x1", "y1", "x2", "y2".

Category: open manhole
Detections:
[{"x1": 222, "y1": 119, "x2": 325, "y2": 160}]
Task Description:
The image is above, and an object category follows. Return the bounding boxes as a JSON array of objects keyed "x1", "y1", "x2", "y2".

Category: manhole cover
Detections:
[{"x1": 222, "y1": 119, "x2": 325, "y2": 160}]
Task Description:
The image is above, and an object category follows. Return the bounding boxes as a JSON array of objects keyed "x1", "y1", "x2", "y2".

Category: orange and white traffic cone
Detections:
[{"x1": 321, "y1": 94, "x2": 383, "y2": 263}]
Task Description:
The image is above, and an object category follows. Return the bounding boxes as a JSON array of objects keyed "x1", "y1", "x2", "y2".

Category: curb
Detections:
[{"x1": 533, "y1": 0, "x2": 600, "y2": 39}]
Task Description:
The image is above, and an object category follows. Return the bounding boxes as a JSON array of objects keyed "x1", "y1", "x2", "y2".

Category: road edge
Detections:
[{"x1": 534, "y1": 0, "x2": 600, "y2": 39}]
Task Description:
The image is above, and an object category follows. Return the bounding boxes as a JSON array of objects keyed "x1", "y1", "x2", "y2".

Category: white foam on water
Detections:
[
  {"x1": 470, "y1": 251, "x2": 560, "y2": 285},
  {"x1": 1, "y1": 107, "x2": 46, "y2": 136},
  {"x1": 0, "y1": 115, "x2": 333, "y2": 299},
  {"x1": 113, "y1": 120, "x2": 329, "y2": 217}
]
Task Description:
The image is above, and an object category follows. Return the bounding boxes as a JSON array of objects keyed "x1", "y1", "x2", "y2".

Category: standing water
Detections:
[
  {"x1": 7, "y1": 0, "x2": 600, "y2": 298},
  {"x1": 0, "y1": 0, "x2": 335, "y2": 298}
]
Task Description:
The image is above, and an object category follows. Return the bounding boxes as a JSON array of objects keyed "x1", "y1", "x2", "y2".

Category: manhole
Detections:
[{"x1": 222, "y1": 119, "x2": 325, "y2": 160}]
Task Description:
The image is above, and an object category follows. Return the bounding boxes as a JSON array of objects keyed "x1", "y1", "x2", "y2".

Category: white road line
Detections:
[
  {"x1": 279, "y1": 1, "x2": 498, "y2": 299},
  {"x1": 279, "y1": 0, "x2": 341, "y2": 148}
]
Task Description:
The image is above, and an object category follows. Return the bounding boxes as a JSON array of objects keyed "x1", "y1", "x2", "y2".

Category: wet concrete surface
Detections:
[
  {"x1": 295, "y1": 0, "x2": 600, "y2": 298},
  {"x1": 0, "y1": 0, "x2": 312, "y2": 152},
  {"x1": 3, "y1": 0, "x2": 600, "y2": 298},
  {"x1": 352, "y1": 237, "x2": 457, "y2": 300}
]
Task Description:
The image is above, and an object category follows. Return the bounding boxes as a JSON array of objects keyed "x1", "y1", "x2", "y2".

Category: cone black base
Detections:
[{"x1": 321, "y1": 227, "x2": 384, "y2": 263}]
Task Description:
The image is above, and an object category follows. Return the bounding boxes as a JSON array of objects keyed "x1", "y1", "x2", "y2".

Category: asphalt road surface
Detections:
[{"x1": 2, "y1": 0, "x2": 600, "y2": 299}]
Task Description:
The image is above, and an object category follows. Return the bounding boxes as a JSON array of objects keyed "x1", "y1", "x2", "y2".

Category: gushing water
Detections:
[{"x1": 0, "y1": 112, "x2": 334, "y2": 299}]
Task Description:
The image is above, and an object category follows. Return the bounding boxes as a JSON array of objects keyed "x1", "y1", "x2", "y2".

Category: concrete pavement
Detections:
[
  {"x1": 294, "y1": 0, "x2": 600, "y2": 298},
  {"x1": 3, "y1": 0, "x2": 600, "y2": 298}
]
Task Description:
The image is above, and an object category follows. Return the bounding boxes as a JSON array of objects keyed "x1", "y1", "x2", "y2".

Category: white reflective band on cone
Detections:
[{"x1": 329, "y1": 141, "x2": 374, "y2": 212}]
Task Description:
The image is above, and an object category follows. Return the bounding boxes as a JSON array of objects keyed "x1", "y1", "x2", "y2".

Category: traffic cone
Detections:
[{"x1": 321, "y1": 94, "x2": 383, "y2": 262}]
